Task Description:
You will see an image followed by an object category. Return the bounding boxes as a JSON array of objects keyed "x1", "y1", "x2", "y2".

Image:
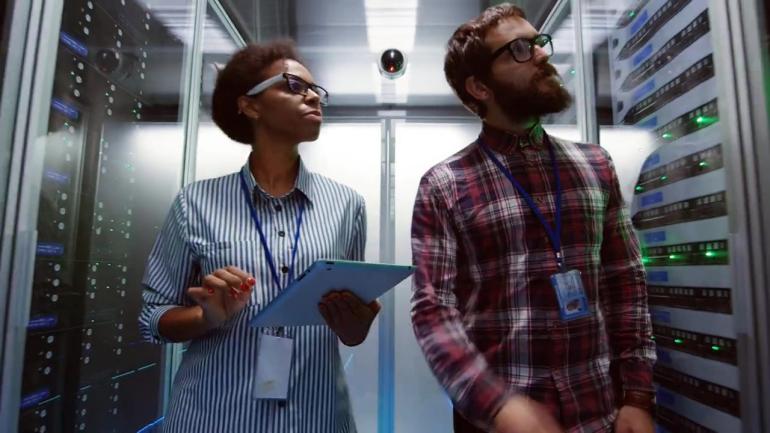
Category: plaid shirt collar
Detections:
[{"x1": 479, "y1": 121, "x2": 547, "y2": 154}]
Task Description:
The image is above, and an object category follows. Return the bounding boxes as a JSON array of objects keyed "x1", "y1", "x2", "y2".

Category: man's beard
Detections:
[{"x1": 487, "y1": 63, "x2": 573, "y2": 121}]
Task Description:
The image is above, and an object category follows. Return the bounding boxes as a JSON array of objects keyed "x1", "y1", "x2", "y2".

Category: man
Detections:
[{"x1": 410, "y1": 4, "x2": 656, "y2": 433}]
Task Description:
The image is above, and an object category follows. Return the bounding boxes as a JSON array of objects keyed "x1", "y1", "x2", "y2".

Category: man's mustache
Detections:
[{"x1": 535, "y1": 63, "x2": 559, "y2": 80}]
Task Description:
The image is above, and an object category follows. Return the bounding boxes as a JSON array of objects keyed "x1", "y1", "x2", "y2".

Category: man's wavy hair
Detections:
[{"x1": 444, "y1": 4, "x2": 527, "y2": 117}]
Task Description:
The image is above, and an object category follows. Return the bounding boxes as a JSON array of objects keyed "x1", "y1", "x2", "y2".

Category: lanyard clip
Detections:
[{"x1": 556, "y1": 250, "x2": 566, "y2": 272}]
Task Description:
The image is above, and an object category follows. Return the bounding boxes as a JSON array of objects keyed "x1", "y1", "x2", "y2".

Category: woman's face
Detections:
[{"x1": 245, "y1": 59, "x2": 324, "y2": 144}]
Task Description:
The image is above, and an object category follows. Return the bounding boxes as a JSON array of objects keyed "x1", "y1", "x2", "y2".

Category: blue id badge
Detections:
[{"x1": 550, "y1": 269, "x2": 591, "y2": 321}]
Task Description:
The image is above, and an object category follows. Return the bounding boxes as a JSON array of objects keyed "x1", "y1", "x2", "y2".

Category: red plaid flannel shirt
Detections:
[{"x1": 410, "y1": 123, "x2": 656, "y2": 432}]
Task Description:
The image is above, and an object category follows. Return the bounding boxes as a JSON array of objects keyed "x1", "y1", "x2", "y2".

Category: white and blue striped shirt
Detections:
[{"x1": 139, "y1": 158, "x2": 365, "y2": 433}]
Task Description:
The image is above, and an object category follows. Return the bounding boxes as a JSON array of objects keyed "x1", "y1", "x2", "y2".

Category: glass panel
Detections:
[
  {"x1": 0, "y1": 0, "x2": 11, "y2": 104},
  {"x1": 300, "y1": 123, "x2": 383, "y2": 433},
  {"x1": 195, "y1": 2, "x2": 244, "y2": 181},
  {"x1": 19, "y1": 1, "x2": 192, "y2": 432},
  {"x1": 192, "y1": 8, "x2": 382, "y2": 425},
  {"x1": 584, "y1": 0, "x2": 740, "y2": 431},
  {"x1": 393, "y1": 121, "x2": 480, "y2": 433},
  {"x1": 542, "y1": 2, "x2": 578, "y2": 127},
  {"x1": 196, "y1": 118, "x2": 384, "y2": 431},
  {"x1": 763, "y1": 0, "x2": 770, "y2": 129},
  {"x1": 0, "y1": 0, "x2": 19, "y2": 251}
]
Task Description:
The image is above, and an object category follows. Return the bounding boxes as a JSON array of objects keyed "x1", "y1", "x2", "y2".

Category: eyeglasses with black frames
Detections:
[
  {"x1": 490, "y1": 34, "x2": 554, "y2": 63},
  {"x1": 245, "y1": 73, "x2": 329, "y2": 106}
]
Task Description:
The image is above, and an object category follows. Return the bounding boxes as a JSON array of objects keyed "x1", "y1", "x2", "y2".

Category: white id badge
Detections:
[
  {"x1": 550, "y1": 269, "x2": 592, "y2": 321},
  {"x1": 252, "y1": 334, "x2": 293, "y2": 400}
]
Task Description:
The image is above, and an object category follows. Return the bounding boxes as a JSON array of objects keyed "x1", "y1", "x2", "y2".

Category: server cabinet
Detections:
[
  {"x1": 609, "y1": 0, "x2": 741, "y2": 431},
  {"x1": 12, "y1": 1, "x2": 191, "y2": 432}
]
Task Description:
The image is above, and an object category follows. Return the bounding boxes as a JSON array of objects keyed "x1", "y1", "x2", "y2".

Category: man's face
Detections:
[{"x1": 484, "y1": 17, "x2": 572, "y2": 120}]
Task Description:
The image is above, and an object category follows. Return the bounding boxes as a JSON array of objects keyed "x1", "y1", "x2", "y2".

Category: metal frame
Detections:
[
  {"x1": 209, "y1": 0, "x2": 247, "y2": 48},
  {"x1": 160, "y1": 0, "x2": 209, "y2": 413},
  {"x1": 0, "y1": 0, "x2": 33, "y2": 403},
  {"x1": 367, "y1": 114, "x2": 480, "y2": 433},
  {"x1": 540, "y1": 0, "x2": 571, "y2": 35},
  {"x1": 377, "y1": 118, "x2": 396, "y2": 433},
  {"x1": 709, "y1": 1, "x2": 770, "y2": 432},
  {"x1": 163, "y1": 0, "x2": 249, "y2": 413},
  {"x1": 180, "y1": 0, "x2": 209, "y2": 190},
  {"x1": 570, "y1": 0, "x2": 598, "y2": 143},
  {"x1": 0, "y1": 0, "x2": 64, "y2": 430},
  {"x1": 540, "y1": 0, "x2": 597, "y2": 144}
]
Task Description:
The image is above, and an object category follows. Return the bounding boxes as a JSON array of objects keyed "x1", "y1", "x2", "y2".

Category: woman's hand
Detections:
[
  {"x1": 187, "y1": 266, "x2": 255, "y2": 329},
  {"x1": 318, "y1": 290, "x2": 381, "y2": 346}
]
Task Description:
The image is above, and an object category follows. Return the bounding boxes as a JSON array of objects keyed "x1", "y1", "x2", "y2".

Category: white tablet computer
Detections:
[{"x1": 249, "y1": 260, "x2": 415, "y2": 327}]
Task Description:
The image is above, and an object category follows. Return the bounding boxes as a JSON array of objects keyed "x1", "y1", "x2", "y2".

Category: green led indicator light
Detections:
[
  {"x1": 660, "y1": 175, "x2": 668, "y2": 181},
  {"x1": 629, "y1": 11, "x2": 636, "y2": 17},
  {"x1": 674, "y1": 338, "x2": 683, "y2": 344},
  {"x1": 699, "y1": 161, "x2": 709, "y2": 168},
  {"x1": 650, "y1": 335, "x2": 656, "y2": 340},
  {"x1": 705, "y1": 251, "x2": 717, "y2": 258},
  {"x1": 662, "y1": 132, "x2": 673, "y2": 140},
  {"x1": 569, "y1": 68, "x2": 576, "y2": 76},
  {"x1": 711, "y1": 345, "x2": 721, "y2": 351},
  {"x1": 695, "y1": 115, "x2": 718, "y2": 127},
  {"x1": 635, "y1": 185, "x2": 644, "y2": 192},
  {"x1": 668, "y1": 254, "x2": 680, "y2": 260},
  {"x1": 641, "y1": 257, "x2": 650, "y2": 264}
]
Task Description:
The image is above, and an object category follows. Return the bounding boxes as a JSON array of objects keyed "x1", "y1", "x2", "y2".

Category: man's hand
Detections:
[
  {"x1": 187, "y1": 266, "x2": 255, "y2": 329},
  {"x1": 614, "y1": 405, "x2": 654, "y2": 433},
  {"x1": 318, "y1": 290, "x2": 381, "y2": 346},
  {"x1": 493, "y1": 396, "x2": 564, "y2": 433}
]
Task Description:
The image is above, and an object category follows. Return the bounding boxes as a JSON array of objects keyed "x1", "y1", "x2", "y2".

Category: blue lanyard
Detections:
[
  {"x1": 238, "y1": 171, "x2": 305, "y2": 290},
  {"x1": 479, "y1": 138, "x2": 565, "y2": 270}
]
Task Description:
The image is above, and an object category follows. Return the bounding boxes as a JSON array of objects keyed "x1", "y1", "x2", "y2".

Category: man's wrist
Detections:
[{"x1": 622, "y1": 390, "x2": 655, "y2": 412}]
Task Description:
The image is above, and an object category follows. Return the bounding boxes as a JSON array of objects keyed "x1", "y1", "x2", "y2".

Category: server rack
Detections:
[
  {"x1": 612, "y1": 0, "x2": 741, "y2": 431},
  {"x1": 12, "y1": 1, "x2": 187, "y2": 431}
]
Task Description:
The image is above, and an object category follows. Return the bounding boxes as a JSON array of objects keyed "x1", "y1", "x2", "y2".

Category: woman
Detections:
[{"x1": 139, "y1": 40, "x2": 379, "y2": 433}]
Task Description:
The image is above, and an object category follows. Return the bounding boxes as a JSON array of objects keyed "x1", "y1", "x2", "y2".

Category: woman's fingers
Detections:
[
  {"x1": 319, "y1": 302, "x2": 334, "y2": 327},
  {"x1": 202, "y1": 274, "x2": 229, "y2": 293},
  {"x1": 338, "y1": 291, "x2": 369, "y2": 320},
  {"x1": 320, "y1": 292, "x2": 346, "y2": 328},
  {"x1": 225, "y1": 266, "x2": 255, "y2": 287},
  {"x1": 187, "y1": 286, "x2": 212, "y2": 304},
  {"x1": 214, "y1": 268, "x2": 244, "y2": 292},
  {"x1": 213, "y1": 268, "x2": 255, "y2": 299}
]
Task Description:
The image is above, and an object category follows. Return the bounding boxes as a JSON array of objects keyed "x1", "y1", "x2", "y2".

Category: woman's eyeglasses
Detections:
[{"x1": 245, "y1": 73, "x2": 329, "y2": 106}]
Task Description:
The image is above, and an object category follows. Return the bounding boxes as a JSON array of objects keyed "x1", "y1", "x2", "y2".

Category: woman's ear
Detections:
[
  {"x1": 465, "y1": 76, "x2": 491, "y2": 102},
  {"x1": 237, "y1": 95, "x2": 260, "y2": 121}
]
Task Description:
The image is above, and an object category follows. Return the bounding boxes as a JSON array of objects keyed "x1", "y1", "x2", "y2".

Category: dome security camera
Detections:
[{"x1": 378, "y1": 48, "x2": 407, "y2": 79}]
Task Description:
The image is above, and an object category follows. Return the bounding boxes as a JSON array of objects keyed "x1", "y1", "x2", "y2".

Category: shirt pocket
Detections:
[
  {"x1": 456, "y1": 197, "x2": 530, "y2": 275},
  {"x1": 561, "y1": 187, "x2": 607, "y2": 250},
  {"x1": 197, "y1": 240, "x2": 270, "y2": 311},
  {"x1": 197, "y1": 240, "x2": 262, "y2": 279}
]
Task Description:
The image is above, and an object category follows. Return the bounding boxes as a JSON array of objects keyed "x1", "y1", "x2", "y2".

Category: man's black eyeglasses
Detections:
[{"x1": 490, "y1": 34, "x2": 554, "y2": 63}]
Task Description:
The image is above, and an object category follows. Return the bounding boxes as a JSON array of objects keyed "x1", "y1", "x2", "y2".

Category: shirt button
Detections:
[
  {"x1": 281, "y1": 265, "x2": 289, "y2": 274},
  {"x1": 275, "y1": 204, "x2": 283, "y2": 212},
  {"x1": 278, "y1": 230, "x2": 286, "y2": 237}
]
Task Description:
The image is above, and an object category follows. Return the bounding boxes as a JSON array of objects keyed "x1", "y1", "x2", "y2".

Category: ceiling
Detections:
[
  {"x1": 217, "y1": 0, "x2": 564, "y2": 109},
  {"x1": 129, "y1": 0, "x2": 641, "y2": 114}
]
